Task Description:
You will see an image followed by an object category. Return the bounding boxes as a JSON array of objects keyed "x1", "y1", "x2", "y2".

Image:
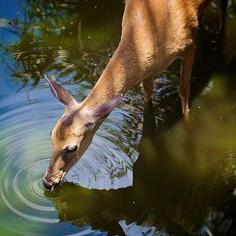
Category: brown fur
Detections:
[
  {"x1": 44, "y1": 0, "x2": 212, "y2": 188},
  {"x1": 81, "y1": 0, "x2": 210, "y2": 111}
]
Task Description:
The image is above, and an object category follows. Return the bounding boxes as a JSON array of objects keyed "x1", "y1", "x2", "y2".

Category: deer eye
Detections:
[{"x1": 65, "y1": 145, "x2": 78, "y2": 153}]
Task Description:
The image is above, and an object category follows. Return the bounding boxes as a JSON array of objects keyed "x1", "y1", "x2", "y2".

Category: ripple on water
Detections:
[{"x1": 0, "y1": 85, "x2": 140, "y2": 235}]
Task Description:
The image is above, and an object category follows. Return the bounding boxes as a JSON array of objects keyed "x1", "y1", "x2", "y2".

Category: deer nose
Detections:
[
  {"x1": 43, "y1": 174, "x2": 58, "y2": 190},
  {"x1": 43, "y1": 177, "x2": 54, "y2": 190}
]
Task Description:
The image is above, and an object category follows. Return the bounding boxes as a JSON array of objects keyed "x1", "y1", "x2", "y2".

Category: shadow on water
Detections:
[
  {"x1": 45, "y1": 95, "x2": 236, "y2": 236},
  {"x1": 0, "y1": 0, "x2": 236, "y2": 236}
]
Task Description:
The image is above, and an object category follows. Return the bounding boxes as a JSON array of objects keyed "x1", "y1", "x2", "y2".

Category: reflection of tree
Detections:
[
  {"x1": 3, "y1": 0, "x2": 124, "y2": 85},
  {"x1": 2, "y1": 0, "x2": 235, "y2": 91}
]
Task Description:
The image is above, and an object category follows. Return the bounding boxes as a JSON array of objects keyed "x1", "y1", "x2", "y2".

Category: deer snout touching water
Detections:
[{"x1": 43, "y1": 0, "x2": 216, "y2": 190}]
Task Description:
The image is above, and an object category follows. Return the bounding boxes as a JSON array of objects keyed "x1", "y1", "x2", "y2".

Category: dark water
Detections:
[{"x1": 0, "y1": 0, "x2": 236, "y2": 235}]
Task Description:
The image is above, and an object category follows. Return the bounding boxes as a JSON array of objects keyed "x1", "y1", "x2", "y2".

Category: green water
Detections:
[{"x1": 0, "y1": 0, "x2": 236, "y2": 235}]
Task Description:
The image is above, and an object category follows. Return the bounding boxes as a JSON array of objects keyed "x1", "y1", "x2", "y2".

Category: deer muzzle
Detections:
[{"x1": 43, "y1": 170, "x2": 66, "y2": 190}]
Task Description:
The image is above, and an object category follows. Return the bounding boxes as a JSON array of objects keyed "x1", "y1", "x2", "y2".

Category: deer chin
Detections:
[{"x1": 43, "y1": 170, "x2": 67, "y2": 191}]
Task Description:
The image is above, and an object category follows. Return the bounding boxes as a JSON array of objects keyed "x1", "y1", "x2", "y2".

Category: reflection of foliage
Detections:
[
  {"x1": 2, "y1": 0, "x2": 236, "y2": 88},
  {"x1": 5, "y1": 0, "x2": 124, "y2": 85}
]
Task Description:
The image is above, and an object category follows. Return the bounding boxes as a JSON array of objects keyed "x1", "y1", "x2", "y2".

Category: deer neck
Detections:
[{"x1": 81, "y1": 43, "x2": 148, "y2": 111}]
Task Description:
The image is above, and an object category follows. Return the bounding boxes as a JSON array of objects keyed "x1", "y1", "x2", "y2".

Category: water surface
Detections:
[{"x1": 0, "y1": 1, "x2": 236, "y2": 235}]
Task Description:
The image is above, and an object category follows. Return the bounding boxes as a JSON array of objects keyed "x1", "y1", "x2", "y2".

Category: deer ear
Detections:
[
  {"x1": 90, "y1": 96, "x2": 121, "y2": 122},
  {"x1": 45, "y1": 75, "x2": 77, "y2": 107}
]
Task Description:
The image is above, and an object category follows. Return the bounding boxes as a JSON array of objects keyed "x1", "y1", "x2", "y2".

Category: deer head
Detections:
[{"x1": 43, "y1": 76, "x2": 120, "y2": 190}]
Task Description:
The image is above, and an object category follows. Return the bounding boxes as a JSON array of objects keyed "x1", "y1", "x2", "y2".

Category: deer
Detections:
[{"x1": 43, "y1": 0, "x2": 223, "y2": 190}]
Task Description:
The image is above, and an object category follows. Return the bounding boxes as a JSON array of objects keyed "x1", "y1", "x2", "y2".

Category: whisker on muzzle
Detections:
[{"x1": 43, "y1": 170, "x2": 66, "y2": 190}]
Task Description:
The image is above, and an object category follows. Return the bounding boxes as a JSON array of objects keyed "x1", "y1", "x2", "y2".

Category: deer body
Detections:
[
  {"x1": 82, "y1": 0, "x2": 204, "y2": 108},
  {"x1": 44, "y1": 0, "x2": 211, "y2": 189}
]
